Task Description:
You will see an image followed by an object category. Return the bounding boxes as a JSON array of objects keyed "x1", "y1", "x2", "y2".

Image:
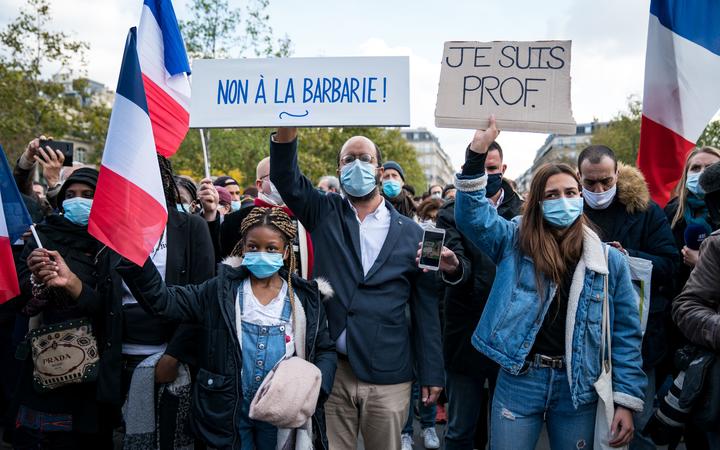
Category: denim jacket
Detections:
[{"x1": 454, "y1": 172, "x2": 646, "y2": 411}]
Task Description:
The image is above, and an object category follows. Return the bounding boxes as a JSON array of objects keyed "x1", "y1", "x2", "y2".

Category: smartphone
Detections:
[
  {"x1": 39, "y1": 139, "x2": 74, "y2": 167},
  {"x1": 419, "y1": 227, "x2": 445, "y2": 271}
]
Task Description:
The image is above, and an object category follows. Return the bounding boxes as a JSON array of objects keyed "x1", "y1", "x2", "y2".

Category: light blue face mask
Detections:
[
  {"x1": 62, "y1": 197, "x2": 93, "y2": 226},
  {"x1": 542, "y1": 197, "x2": 584, "y2": 228},
  {"x1": 241, "y1": 252, "x2": 285, "y2": 279},
  {"x1": 176, "y1": 203, "x2": 190, "y2": 213},
  {"x1": 340, "y1": 160, "x2": 378, "y2": 197},
  {"x1": 686, "y1": 172, "x2": 705, "y2": 196},
  {"x1": 231, "y1": 200, "x2": 242, "y2": 212},
  {"x1": 382, "y1": 179, "x2": 402, "y2": 198}
]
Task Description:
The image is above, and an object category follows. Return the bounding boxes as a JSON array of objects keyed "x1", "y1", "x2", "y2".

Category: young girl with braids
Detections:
[{"x1": 113, "y1": 206, "x2": 337, "y2": 450}]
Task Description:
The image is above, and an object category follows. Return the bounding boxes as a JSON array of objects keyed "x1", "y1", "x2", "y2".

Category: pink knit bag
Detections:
[{"x1": 249, "y1": 356, "x2": 322, "y2": 428}]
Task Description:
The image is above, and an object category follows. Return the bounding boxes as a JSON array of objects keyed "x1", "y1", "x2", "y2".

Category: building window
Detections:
[{"x1": 76, "y1": 147, "x2": 87, "y2": 164}]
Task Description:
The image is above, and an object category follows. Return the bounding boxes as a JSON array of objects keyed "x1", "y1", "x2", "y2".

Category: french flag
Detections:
[
  {"x1": 88, "y1": 28, "x2": 167, "y2": 266},
  {"x1": 637, "y1": 0, "x2": 720, "y2": 207},
  {"x1": 0, "y1": 145, "x2": 33, "y2": 304},
  {"x1": 138, "y1": 0, "x2": 191, "y2": 158}
]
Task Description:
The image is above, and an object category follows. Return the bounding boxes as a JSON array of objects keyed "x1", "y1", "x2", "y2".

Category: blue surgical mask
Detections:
[
  {"x1": 582, "y1": 184, "x2": 617, "y2": 210},
  {"x1": 485, "y1": 173, "x2": 503, "y2": 198},
  {"x1": 382, "y1": 179, "x2": 402, "y2": 198},
  {"x1": 686, "y1": 172, "x2": 705, "y2": 196},
  {"x1": 176, "y1": 203, "x2": 190, "y2": 213},
  {"x1": 241, "y1": 252, "x2": 285, "y2": 278},
  {"x1": 340, "y1": 160, "x2": 378, "y2": 197},
  {"x1": 62, "y1": 197, "x2": 93, "y2": 226},
  {"x1": 542, "y1": 197, "x2": 584, "y2": 228},
  {"x1": 231, "y1": 200, "x2": 241, "y2": 212}
]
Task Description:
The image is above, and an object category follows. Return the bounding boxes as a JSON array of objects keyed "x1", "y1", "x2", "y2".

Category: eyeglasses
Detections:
[{"x1": 340, "y1": 153, "x2": 375, "y2": 165}]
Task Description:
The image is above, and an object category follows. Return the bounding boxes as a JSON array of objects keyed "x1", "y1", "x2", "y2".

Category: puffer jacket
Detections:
[
  {"x1": 454, "y1": 172, "x2": 646, "y2": 412},
  {"x1": 673, "y1": 231, "x2": 720, "y2": 352},
  {"x1": 583, "y1": 163, "x2": 678, "y2": 369},
  {"x1": 117, "y1": 258, "x2": 337, "y2": 450}
]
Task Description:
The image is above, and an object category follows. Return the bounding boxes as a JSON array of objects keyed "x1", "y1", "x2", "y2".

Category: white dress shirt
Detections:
[{"x1": 336, "y1": 199, "x2": 391, "y2": 354}]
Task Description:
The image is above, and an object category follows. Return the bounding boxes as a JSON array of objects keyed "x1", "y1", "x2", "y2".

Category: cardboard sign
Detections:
[
  {"x1": 435, "y1": 41, "x2": 576, "y2": 134},
  {"x1": 189, "y1": 57, "x2": 410, "y2": 128}
]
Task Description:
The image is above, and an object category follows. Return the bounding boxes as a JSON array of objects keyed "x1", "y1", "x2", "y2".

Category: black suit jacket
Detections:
[{"x1": 270, "y1": 136, "x2": 444, "y2": 387}]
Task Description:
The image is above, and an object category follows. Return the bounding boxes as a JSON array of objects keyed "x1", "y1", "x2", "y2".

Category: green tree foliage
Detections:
[
  {"x1": 173, "y1": 127, "x2": 425, "y2": 190},
  {"x1": 180, "y1": 0, "x2": 291, "y2": 60},
  {"x1": 591, "y1": 96, "x2": 720, "y2": 164},
  {"x1": 590, "y1": 97, "x2": 641, "y2": 165},
  {"x1": 697, "y1": 120, "x2": 720, "y2": 148},
  {"x1": 0, "y1": 0, "x2": 110, "y2": 162}
]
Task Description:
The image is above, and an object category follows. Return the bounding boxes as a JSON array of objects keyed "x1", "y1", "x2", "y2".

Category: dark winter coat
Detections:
[
  {"x1": 673, "y1": 231, "x2": 720, "y2": 353},
  {"x1": 117, "y1": 258, "x2": 337, "y2": 450},
  {"x1": 437, "y1": 181, "x2": 523, "y2": 377},
  {"x1": 95, "y1": 208, "x2": 215, "y2": 405},
  {"x1": 15, "y1": 215, "x2": 105, "y2": 433},
  {"x1": 583, "y1": 163, "x2": 679, "y2": 369}
]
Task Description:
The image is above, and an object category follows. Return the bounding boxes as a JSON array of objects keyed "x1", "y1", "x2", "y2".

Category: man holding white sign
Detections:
[
  {"x1": 435, "y1": 41, "x2": 576, "y2": 134},
  {"x1": 269, "y1": 127, "x2": 444, "y2": 450}
]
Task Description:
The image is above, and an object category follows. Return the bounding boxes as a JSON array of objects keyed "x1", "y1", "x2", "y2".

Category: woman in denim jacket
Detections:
[{"x1": 453, "y1": 119, "x2": 646, "y2": 449}]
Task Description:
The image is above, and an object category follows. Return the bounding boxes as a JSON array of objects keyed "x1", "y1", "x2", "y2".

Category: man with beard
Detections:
[{"x1": 270, "y1": 128, "x2": 444, "y2": 450}]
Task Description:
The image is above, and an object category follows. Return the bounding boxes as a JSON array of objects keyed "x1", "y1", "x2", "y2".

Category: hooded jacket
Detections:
[
  {"x1": 117, "y1": 257, "x2": 336, "y2": 450},
  {"x1": 583, "y1": 163, "x2": 679, "y2": 369}
]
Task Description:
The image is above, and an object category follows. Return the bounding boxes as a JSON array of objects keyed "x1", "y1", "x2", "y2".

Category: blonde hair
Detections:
[
  {"x1": 671, "y1": 146, "x2": 720, "y2": 228},
  {"x1": 232, "y1": 207, "x2": 299, "y2": 320}
]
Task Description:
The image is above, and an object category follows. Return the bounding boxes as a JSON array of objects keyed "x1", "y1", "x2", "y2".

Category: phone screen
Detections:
[
  {"x1": 420, "y1": 229, "x2": 445, "y2": 269},
  {"x1": 39, "y1": 140, "x2": 74, "y2": 167}
]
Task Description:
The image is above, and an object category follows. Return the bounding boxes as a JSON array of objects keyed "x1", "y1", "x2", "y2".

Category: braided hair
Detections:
[
  {"x1": 157, "y1": 154, "x2": 182, "y2": 208},
  {"x1": 232, "y1": 207, "x2": 299, "y2": 320}
]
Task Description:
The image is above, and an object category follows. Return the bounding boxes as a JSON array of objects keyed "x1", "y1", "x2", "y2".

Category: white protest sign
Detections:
[
  {"x1": 189, "y1": 57, "x2": 410, "y2": 128},
  {"x1": 435, "y1": 41, "x2": 576, "y2": 134}
]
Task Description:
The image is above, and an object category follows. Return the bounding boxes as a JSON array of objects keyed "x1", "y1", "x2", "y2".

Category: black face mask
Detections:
[{"x1": 486, "y1": 173, "x2": 503, "y2": 198}]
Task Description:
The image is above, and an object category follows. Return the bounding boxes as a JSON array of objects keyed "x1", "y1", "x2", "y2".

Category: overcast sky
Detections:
[{"x1": 0, "y1": 0, "x2": 654, "y2": 178}]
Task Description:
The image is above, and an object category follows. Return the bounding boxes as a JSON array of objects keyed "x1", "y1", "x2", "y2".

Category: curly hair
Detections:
[{"x1": 232, "y1": 207, "x2": 299, "y2": 321}]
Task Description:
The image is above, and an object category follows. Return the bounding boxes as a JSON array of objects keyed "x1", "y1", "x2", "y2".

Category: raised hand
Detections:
[
  {"x1": 469, "y1": 115, "x2": 500, "y2": 154},
  {"x1": 197, "y1": 178, "x2": 219, "y2": 221},
  {"x1": 274, "y1": 127, "x2": 297, "y2": 143}
]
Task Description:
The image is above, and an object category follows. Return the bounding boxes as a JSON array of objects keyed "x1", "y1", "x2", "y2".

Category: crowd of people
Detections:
[{"x1": 2, "y1": 121, "x2": 720, "y2": 450}]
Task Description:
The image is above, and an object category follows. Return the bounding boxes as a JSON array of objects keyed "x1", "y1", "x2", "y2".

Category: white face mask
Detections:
[
  {"x1": 582, "y1": 184, "x2": 617, "y2": 210},
  {"x1": 259, "y1": 180, "x2": 284, "y2": 206}
]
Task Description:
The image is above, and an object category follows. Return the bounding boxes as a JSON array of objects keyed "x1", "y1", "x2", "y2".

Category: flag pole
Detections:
[{"x1": 199, "y1": 128, "x2": 210, "y2": 179}]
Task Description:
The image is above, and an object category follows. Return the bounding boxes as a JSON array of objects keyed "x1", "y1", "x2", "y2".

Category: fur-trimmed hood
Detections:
[
  {"x1": 616, "y1": 162, "x2": 651, "y2": 214},
  {"x1": 220, "y1": 255, "x2": 334, "y2": 300}
]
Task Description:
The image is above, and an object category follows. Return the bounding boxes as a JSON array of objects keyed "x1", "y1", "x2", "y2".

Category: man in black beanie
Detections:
[{"x1": 381, "y1": 161, "x2": 416, "y2": 219}]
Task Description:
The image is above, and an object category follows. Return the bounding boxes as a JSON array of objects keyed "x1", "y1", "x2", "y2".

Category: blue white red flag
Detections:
[
  {"x1": 88, "y1": 28, "x2": 167, "y2": 265},
  {"x1": 637, "y1": 0, "x2": 720, "y2": 207},
  {"x1": 0, "y1": 145, "x2": 33, "y2": 303},
  {"x1": 138, "y1": 0, "x2": 191, "y2": 157}
]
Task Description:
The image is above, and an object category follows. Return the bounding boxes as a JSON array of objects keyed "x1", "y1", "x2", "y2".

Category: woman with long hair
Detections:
[
  {"x1": 665, "y1": 146, "x2": 720, "y2": 273},
  {"x1": 453, "y1": 118, "x2": 646, "y2": 449}
]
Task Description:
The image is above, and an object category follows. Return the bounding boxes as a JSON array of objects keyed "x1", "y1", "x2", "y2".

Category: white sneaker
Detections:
[
  {"x1": 422, "y1": 427, "x2": 440, "y2": 449},
  {"x1": 401, "y1": 433, "x2": 414, "y2": 450}
]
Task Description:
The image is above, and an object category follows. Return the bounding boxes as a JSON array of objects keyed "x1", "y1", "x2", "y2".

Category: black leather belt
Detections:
[{"x1": 524, "y1": 354, "x2": 564, "y2": 370}]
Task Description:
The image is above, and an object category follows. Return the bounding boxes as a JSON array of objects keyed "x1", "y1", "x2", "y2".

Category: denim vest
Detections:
[{"x1": 453, "y1": 173, "x2": 646, "y2": 412}]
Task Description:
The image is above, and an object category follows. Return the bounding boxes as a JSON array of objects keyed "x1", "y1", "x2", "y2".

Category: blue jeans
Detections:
[
  {"x1": 238, "y1": 397, "x2": 277, "y2": 450},
  {"x1": 402, "y1": 382, "x2": 436, "y2": 434},
  {"x1": 490, "y1": 366, "x2": 596, "y2": 450},
  {"x1": 444, "y1": 370, "x2": 496, "y2": 450}
]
